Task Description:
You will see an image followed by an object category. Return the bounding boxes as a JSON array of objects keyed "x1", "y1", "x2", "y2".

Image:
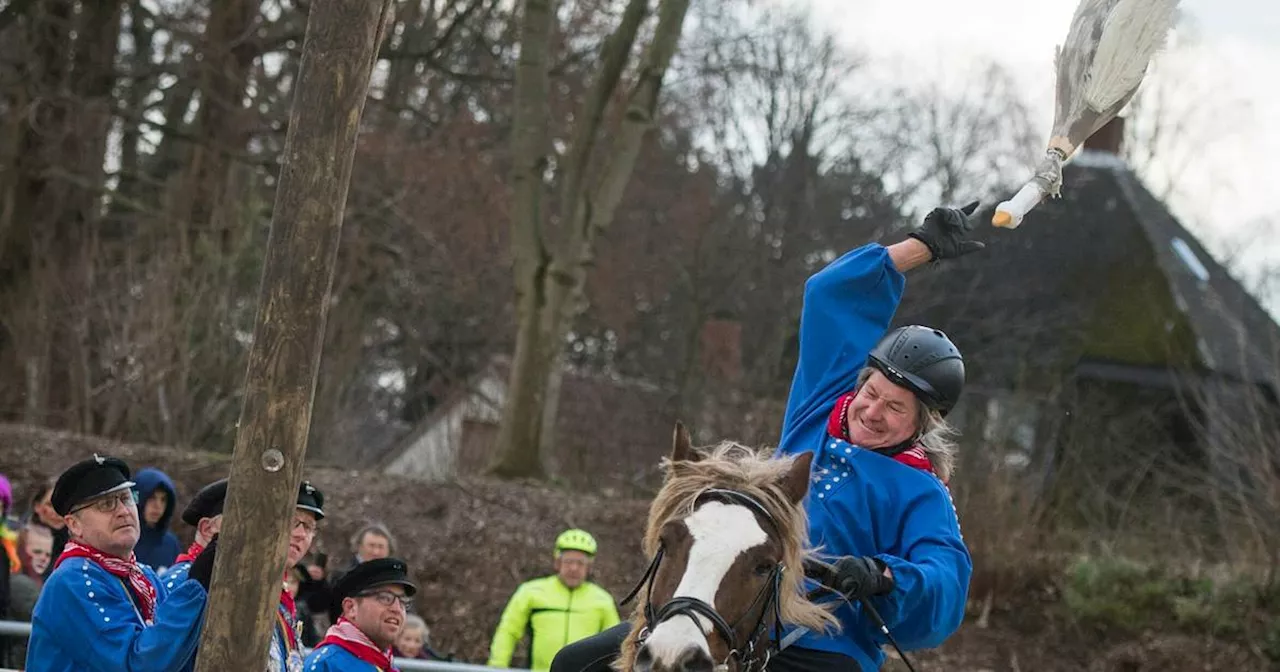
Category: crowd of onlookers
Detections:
[{"x1": 1, "y1": 469, "x2": 620, "y2": 670}]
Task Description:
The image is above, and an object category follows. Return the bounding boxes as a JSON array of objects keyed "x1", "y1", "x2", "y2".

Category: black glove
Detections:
[
  {"x1": 188, "y1": 535, "x2": 219, "y2": 591},
  {"x1": 907, "y1": 201, "x2": 985, "y2": 261},
  {"x1": 805, "y1": 555, "x2": 894, "y2": 601}
]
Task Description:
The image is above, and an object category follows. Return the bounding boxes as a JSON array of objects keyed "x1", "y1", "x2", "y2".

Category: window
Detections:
[
  {"x1": 984, "y1": 395, "x2": 1040, "y2": 469},
  {"x1": 1171, "y1": 237, "x2": 1210, "y2": 284}
]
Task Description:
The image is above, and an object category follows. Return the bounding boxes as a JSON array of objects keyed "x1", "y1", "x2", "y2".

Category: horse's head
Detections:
[{"x1": 617, "y1": 423, "x2": 836, "y2": 672}]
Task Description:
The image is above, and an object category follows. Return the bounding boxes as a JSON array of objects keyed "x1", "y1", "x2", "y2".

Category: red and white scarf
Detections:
[
  {"x1": 318, "y1": 618, "x2": 398, "y2": 671},
  {"x1": 174, "y1": 541, "x2": 205, "y2": 565},
  {"x1": 826, "y1": 389, "x2": 946, "y2": 484},
  {"x1": 56, "y1": 540, "x2": 157, "y2": 624}
]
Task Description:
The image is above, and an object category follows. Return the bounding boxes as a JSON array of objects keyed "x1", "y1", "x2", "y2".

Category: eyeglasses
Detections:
[
  {"x1": 292, "y1": 518, "x2": 318, "y2": 536},
  {"x1": 356, "y1": 590, "x2": 413, "y2": 609},
  {"x1": 72, "y1": 490, "x2": 138, "y2": 515}
]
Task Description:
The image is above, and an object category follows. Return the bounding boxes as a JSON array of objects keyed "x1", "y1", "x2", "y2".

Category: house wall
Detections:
[
  {"x1": 383, "y1": 407, "x2": 464, "y2": 481},
  {"x1": 383, "y1": 367, "x2": 675, "y2": 492},
  {"x1": 382, "y1": 372, "x2": 506, "y2": 481},
  {"x1": 458, "y1": 419, "x2": 500, "y2": 475}
]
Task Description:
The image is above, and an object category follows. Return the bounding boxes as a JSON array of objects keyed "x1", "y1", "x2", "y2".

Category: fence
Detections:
[{"x1": 0, "y1": 620, "x2": 509, "y2": 672}]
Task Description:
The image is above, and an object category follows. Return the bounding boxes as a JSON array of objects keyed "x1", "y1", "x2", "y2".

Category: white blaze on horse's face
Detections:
[{"x1": 643, "y1": 500, "x2": 768, "y2": 665}]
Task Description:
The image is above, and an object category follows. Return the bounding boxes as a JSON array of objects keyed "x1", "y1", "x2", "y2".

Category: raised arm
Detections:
[
  {"x1": 778, "y1": 243, "x2": 907, "y2": 451},
  {"x1": 887, "y1": 238, "x2": 933, "y2": 274},
  {"x1": 778, "y1": 203, "x2": 985, "y2": 451}
]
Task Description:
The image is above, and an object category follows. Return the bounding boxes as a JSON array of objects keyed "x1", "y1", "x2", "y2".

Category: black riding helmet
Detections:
[{"x1": 867, "y1": 325, "x2": 965, "y2": 417}]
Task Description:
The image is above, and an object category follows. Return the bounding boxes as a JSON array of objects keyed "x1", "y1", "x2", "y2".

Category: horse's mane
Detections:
[{"x1": 617, "y1": 441, "x2": 838, "y2": 669}]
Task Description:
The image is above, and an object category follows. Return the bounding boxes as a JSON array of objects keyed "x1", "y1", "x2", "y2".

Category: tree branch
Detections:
[{"x1": 555, "y1": 0, "x2": 650, "y2": 258}]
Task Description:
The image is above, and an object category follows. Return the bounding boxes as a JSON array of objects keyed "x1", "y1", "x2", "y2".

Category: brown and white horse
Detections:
[{"x1": 617, "y1": 423, "x2": 837, "y2": 672}]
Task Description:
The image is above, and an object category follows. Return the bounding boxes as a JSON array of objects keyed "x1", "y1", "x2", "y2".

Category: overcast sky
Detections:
[{"x1": 789, "y1": 0, "x2": 1280, "y2": 284}]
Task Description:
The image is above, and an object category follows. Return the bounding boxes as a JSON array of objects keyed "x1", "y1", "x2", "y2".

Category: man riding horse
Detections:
[{"x1": 552, "y1": 201, "x2": 982, "y2": 671}]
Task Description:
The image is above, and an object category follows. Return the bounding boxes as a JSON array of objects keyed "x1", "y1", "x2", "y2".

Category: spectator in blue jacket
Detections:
[{"x1": 132, "y1": 468, "x2": 181, "y2": 572}]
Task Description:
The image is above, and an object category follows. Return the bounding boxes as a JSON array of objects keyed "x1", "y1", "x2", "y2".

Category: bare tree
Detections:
[
  {"x1": 1122, "y1": 21, "x2": 1253, "y2": 208},
  {"x1": 856, "y1": 59, "x2": 1042, "y2": 219},
  {"x1": 491, "y1": 0, "x2": 693, "y2": 478}
]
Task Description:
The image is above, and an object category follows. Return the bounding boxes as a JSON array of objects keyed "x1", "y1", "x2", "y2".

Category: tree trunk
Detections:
[
  {"x1": 489, "y1": 0, "x2": 692, "y2": 478},
  {"x1": 111, "y1": 0, "x2": 156, "y2": 230},
  {"x1": 0, "y1": 0, "x2": 73, "y2": 424},
  {"x1": 174, "y1": 0, "x2": 258, "y2": 257},
  {"x1": 487, "y1": 0, "x2": 556, "y2": 478},
  {"x1": 191, "y1": 0, "x2": 392, "y2": 668},
  {"x1": 0, "y1": 0, "x2": 122, "y2": 431}
]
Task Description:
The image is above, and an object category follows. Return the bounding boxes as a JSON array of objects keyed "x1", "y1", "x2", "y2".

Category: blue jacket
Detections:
[
  {"x1": 303, "y1": 643, "x2": 384, "y2": 671},
  {"x1": 133, "y1": 468, "x2": 182, "y2": 572},
  {"x1": 25, "y1": 556, "x2": 207, "y2": 672},
  {"x1": 164, "y1": 567, "x2": 302, "y2": 672},
  {"x1": 158, "y1": 559, "x2": 192, "y2": 582},
  {"x1": 163, "y1": 564, "x2": 301, "y2": 672},
  {"x1": 776, "y1": 243, "x2": 972, "y2": 670}
]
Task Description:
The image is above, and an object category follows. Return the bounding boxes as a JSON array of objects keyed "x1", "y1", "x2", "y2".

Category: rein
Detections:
[{"x1": 620, "y1": 488, "x2": 786, "y2": 672}]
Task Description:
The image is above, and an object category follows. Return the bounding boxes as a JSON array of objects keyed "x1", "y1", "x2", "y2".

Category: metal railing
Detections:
[{"x1": 0, "y1": 620, "x2": 510, "y2": 672}]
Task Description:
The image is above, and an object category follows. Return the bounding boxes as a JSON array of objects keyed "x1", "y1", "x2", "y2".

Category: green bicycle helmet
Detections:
[{"x1": 554, "y1": 528, "x2": 598, "y2": 557}]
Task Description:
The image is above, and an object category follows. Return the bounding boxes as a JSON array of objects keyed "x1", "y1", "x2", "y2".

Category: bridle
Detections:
[{"x1": 620, "y1": 488, "x2": 786, "y2": 672}]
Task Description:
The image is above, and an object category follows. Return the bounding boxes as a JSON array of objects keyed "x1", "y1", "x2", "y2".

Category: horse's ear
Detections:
[
  {"x1": 780, "y1": 451, "x2": 814, "y2": 504},
  {"x1": 671, "y1": 421, "x2": 700, "y2": 462}
]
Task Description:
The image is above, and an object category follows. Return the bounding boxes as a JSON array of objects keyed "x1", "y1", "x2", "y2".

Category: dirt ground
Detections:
[{"x1": 0, "y1": 424, "x2": 1265, "y2": 670}]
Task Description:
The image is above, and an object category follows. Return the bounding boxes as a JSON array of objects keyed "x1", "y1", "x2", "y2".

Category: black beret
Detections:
[
  {"x1": 297, "y1": 480, "x2": 324, "y2": 520},
  {"x1": 334, "y1": 558, "x2": 417, "y2": 601},
  {"x1": 52, "y1": 454, "x2": 135, "y2": 516},
  {"x1": 182, "y1": 478, "x2": 229, "y2": 526}
]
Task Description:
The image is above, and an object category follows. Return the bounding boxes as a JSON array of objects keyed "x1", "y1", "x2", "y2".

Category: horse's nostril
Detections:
[
  {"x1": 634, "y1": 644, "x2": 654, "y2": 672},
  {"x1": 676, "y1": 647, "x2": 714, "y2": 672}
]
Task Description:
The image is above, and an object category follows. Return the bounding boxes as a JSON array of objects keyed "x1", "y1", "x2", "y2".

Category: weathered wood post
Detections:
[{"x1": 192, "y1": 1, "x2": 393, "y2": 669}]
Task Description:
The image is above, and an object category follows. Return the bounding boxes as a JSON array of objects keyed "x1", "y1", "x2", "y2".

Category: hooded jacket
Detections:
[{"x1": 132, "y1": 468, "x2": 182, "y2": 571}]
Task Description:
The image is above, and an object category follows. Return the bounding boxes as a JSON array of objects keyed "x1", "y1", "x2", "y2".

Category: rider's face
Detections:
[{"x1": 847, "y1": 370, "x2": 920, "y2": 449}]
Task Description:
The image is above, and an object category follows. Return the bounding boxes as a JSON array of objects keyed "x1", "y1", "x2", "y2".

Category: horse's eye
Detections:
[{"x1": 754, "y1": 562, "x2": 774, "y2": 576}]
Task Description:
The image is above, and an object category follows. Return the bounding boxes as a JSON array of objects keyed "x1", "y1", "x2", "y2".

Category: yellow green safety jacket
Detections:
[{"x1": 487, "y1": 575, "x2": 621, "y2": 671}]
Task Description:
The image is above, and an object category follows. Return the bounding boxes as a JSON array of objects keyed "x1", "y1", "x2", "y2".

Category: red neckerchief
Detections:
[
  {"x1": 56, "y1": 540, "x2": 157, "y2": 623},
  {"x1": 277, "y1": 571, "x2": 301, "y2": 652},
  {"x1": 174, "y1": 541, "x2": 205, "y2": 565},
  {"x1": 319, "y1": 618, "x2": 397, "y2": 671},
  {"x1": 280, "y1": 575, "x2": 298, "y2": 617},
  {"x1": 826, "y1": 389, "x2": 944, "y2": 483}
]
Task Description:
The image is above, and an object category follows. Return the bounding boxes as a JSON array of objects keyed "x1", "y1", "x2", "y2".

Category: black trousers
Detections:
[{"x1": 550, "y1": 623, "x2": 858, "y2": 672}]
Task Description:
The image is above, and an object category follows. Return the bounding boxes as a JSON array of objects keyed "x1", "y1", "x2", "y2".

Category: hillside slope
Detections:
[{"x1": 0, "y1": 424, "x2": 1259, "y2": 671}]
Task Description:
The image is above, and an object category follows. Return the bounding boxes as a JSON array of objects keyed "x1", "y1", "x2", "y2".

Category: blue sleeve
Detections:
[
  {"x1": 303, "y1": 644, "x2": 346, "y2": 670},
  {"x1": 159, "y1": 561, "x2": 192, "y2": 586},
  {"x1": 779, "y1": 244, "x2": 905, "y2": 451},
  {"x1": 868, "y1": 483, "x2": 971, "y2": 650},
  {"x1": 31, "y1": 565, "x2": 208, "y2": 672}
]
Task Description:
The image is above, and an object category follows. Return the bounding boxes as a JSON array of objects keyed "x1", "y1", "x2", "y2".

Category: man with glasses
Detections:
[
  {"x1": 271, "y1": 480, "x2": 326, "y2": 672},
  {"x1": 168, "y1": 478, "x2": 325, "y2": 672},
  {"x1": 24, "y1": 454, "x2": 217, "y2": 672},
  {"x1": 304, "y1": 558, "x2": 417, "y2": 671},
  {"x1": 488, "y1": 529, "x2": 619, "y2": 671}
]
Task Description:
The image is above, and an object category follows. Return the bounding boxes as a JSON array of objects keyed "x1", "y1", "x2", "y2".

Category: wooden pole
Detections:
[{"x1": 192, "y1": 1, "x2": 393, "y2": 669}]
